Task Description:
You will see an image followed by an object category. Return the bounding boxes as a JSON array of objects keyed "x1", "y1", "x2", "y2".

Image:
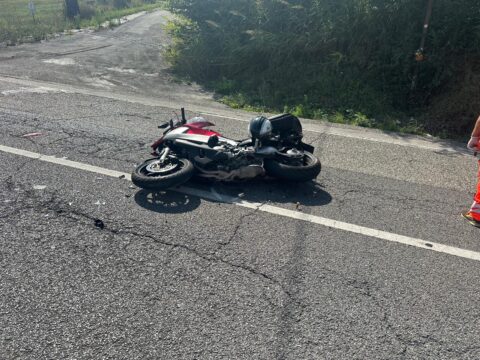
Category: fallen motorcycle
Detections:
[{"x1": 132, "y1": 108, "x2": 321, "y2": 190}]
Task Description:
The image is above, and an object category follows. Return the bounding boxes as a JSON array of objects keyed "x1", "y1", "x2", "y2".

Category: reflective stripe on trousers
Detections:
[{"x1": 470, "y1": 160, "x2": 480, "y2": 221}]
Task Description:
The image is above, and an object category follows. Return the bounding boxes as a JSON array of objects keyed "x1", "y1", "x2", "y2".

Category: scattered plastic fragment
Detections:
[
  {"x1": 94, "y1": 200, "x2": 106, "y2": 205},
  {"x1": 94, "y1": 219, "x2": 105, "y2": 229},
  {"x1": 22, "y1": 132, "x2": 43, "y2": 138},
  {"x1": 238, "y1": 193, "x2": 245, "y2": 198},
  {"x1": 33, "y1": 185, "x2": 47, "y2": 190}
]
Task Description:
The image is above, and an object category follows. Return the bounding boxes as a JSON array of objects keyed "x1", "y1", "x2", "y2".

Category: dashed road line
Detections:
[{"x1": 1, "y1": 143, "x2": 479, "y2": 262}]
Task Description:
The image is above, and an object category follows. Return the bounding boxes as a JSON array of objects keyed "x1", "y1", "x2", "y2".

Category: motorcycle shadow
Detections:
[
  {"x1": 194, "y1": 177, "x2": 332, "y2": 207},
  {"x1": 134, "y1": 189, "x2": 201, "y2": 214},
  {"x1": 134, "y1": 179, "x2": 332, "y2": 214}
]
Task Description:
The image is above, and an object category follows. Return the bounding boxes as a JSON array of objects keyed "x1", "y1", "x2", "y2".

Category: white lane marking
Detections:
[
  {"x1": 0, "y1": 144, "x2": 130, "y2": 180},
  {"x1": 0, "y1": 75, "x2": 466, "y2": 154},
  {"x1": 1, "y1": 86, "x2": 69, "y2": 96},
  {"x1": 43, "y1": 58, "x2": 76, "y2": 66},
  {"x1": 1, "y1": 143, "x2": 479, "y2": 262},
  {"x1": 209, "y1": 186, "x2": 234, "y2": 203},
  {"x1": 106, "y1": 67, "x2": 137, "y2": 74}
]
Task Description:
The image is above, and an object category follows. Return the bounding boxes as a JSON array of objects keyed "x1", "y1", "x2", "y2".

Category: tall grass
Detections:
[
  {"x1": 0, "y1": 0, "x2": 65, "y2": 43},
  {"x1": 0, "y1": 0, "x2": 164, "y2": 44}
]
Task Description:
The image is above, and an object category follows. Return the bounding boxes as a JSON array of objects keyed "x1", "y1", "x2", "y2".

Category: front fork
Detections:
[{"x1": 159, "y1": 147, "x2": 170, "y2": 164}]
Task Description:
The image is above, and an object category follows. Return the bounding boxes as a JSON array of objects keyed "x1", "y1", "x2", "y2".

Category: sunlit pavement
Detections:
[{"x1": 0, "y1": 10, "x2": 479, "y2": 359}]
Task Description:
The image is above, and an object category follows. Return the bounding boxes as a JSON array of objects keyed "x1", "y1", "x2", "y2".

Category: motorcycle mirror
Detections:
[
  {"x1": 207, "y1": 135, "x2": 219, "y2": 148},
  {"x1": 181, "y1": 108, "x2": 186, "y2": 124},
  {"x1": 158, "y1": 121, "x2": 170, "y2": 129}
]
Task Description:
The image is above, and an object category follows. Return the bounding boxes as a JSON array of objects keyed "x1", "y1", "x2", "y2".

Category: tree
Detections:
[{"x1": 64, "y1": 0, "x2": 80, "y2": 19}]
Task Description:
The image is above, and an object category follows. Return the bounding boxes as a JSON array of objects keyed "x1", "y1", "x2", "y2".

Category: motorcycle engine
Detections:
[{"x1": 198, "y1": 149, "x2": 265, "y2": 181}]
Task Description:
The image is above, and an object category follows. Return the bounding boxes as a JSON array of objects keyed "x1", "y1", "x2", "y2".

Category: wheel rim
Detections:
[
  {"x1": 277, "y1": 151, "x2": 313, "y2": 167},
  {"x1": 141, "y1": 159, "x2": 183, "y2": 177}
]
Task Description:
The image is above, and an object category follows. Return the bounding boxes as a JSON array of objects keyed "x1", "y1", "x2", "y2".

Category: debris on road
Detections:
[
  {"x1": 94, "y1": 219, "x2": 105, "y2": 229},
  {"x1": 119, "y1": 174, "x2": 126, "y2": 179},
  {"x1": 33, "y1": 185, "x2": 47, "y2": 190},
  {"x1": 94, "y1": 200, "x2": 106, "y2": 205},
  {"x1": 22, "y1": 132, "x2": 43, "y2": 138}
]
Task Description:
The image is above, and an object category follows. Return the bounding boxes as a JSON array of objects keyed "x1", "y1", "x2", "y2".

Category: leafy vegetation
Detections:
[
  {"x1": 165, "y1": 0, "x2": 480, "y2": 137},
  {"x1": 0, "y1": 0, "x2": 164, "y2": 45}
]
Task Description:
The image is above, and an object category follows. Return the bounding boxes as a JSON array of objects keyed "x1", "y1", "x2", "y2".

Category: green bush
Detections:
[
  {"x1": 165, "y1": 0, "x2": 480, "y2": 137},
  {"x1": 79, "y1": 3, "x2": 96, "y2": 19},
  {"x1": 113, "y1": 0, "x2": 130, "y2": 9}
]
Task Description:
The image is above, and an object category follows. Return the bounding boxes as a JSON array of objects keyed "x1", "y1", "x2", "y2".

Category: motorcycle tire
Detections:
[
  {"x1": 264, "y1": 151, "x2": 321, "y2": 182},
  {"x1": 132, "y1": 157, "x2": 195, "y2": 190}
]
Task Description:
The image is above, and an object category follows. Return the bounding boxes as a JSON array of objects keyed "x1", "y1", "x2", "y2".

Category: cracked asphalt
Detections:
[{"x1": 1, "y1": 9, "x2": 480, "y2": 360}]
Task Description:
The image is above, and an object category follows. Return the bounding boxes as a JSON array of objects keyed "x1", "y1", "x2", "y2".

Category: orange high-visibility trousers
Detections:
[{"x1": 471, "y1": 160, "x2": 480, "y2": 221}]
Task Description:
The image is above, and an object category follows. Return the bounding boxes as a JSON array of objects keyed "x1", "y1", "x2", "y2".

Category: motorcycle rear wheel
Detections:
[
  {"x1": 264, "y1": 151, "x2": 321, "y2": 182},
  {"x1": 132, "y1": 157, "x2": 194, "y2": 190}
]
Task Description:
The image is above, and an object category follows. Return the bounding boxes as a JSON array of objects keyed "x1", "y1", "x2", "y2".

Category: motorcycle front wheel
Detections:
[
  {"x1": 131, "y1": 157, "x2": 194, "y2": 190},
  {"x1": 264, "y1": 151, "x2": 321, "y2": 182}
]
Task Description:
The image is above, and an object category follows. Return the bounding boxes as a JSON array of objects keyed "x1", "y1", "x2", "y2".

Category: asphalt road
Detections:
[{"x1": 1, "y1": 10, "x2": 480, "y2": 360}]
